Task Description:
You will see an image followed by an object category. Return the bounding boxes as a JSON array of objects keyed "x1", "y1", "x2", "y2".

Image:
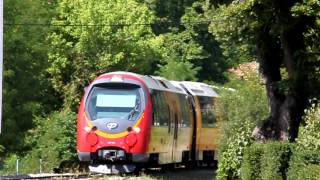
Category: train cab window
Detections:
[
  {"x1": 199, "y1": 96, "x2": 216, "y2": 128},
  {"x1": 86, "y1": 86, "x2": 142, "y2": 121},
  {"x1": 151, "y1": 91, "x2": 170, "y2": 126}
]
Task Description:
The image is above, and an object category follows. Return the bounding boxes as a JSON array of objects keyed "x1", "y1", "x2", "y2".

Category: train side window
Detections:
[
  {"x1": 159, "y1": 92, "x2": 169, "y2": 126},
  {"x1": 199, "y1": 96, "x2": 216, "y2": 128},
  {"x1": 151, "y1": 93, "x2": 160, "y2": 126},
  {"x1": 207, "y1": 110, "x2": 216, "y2": 127},
  {"x1": 151, "y1": 91, "x2": 169, "y2": 127},
  {"x1": 201, "y1": 109, "x2": 208, "y2": 127},
  {"x1": 178, "y1": 94, "x2": 190, "y2": 127}
]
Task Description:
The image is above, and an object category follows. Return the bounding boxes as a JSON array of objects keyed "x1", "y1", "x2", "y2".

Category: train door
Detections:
[
  {"x1": 179, "y1": 85, "x2": 198, "y2": 162},
  {"x1": 171, "y1": 112, "x2": 179, "y2": 162},
  {"x1": 197, "y1": 96, "x2": 218, "y2": 163},
  {"x1": 188, "y1": 95, "x2": 197, "y2": 161},
  {"x1": 148, "y1": 90, "x2": 173, "y2": 164},
  {"x1": 165, "y1": 94, "x2": 179, "y2": 164}
]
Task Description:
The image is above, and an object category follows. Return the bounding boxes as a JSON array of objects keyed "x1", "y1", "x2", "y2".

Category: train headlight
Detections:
[
  {"x1": 133, "y1": 127, "x2": 141, "y2": 133},
  {"x1": 110, "y1": 75, "x2": 123, "y2": 82},
  {"x1": 125, "y1": 133, "x2": 137, "y2": 147},
  {"x1": 86, "y1": 128, "x2": 98, "y2": 146}
]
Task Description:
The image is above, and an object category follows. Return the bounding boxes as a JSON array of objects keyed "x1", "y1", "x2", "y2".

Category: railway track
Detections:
[
  {"x1": 1, "y1": 165, "x2": 216, "y2": 180},
  {"x1": 1, "y1": 173, "x2": 91, "y2": 180},
  {"x1": 1, "y1": 172, "x2": 149, "y2": 180}
]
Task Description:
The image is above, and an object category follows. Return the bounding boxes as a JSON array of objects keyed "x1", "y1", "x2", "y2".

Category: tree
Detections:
[
  {"x1": 47, "y1": 0, "x2": 163, "y2": 109},
  {"x1": 154, "y1": 30, "x2": 204, "y2": 81},
  {"x1": 207, "y1": 0, "x2": 320, "y2": 141},
  {"x1": 144, "y1": 0, "x2": 230, "y2": 82},
  {"x1": 143, "y1": 0, "x2": 195, "y2": 34},
  {"x1": 216, "y1": 70, "x2": 268, "y2": 179},
  {"x1": 1, "y1": 0, "x2": 59, "y2": 153},
  {"x1": 181, "y1": 1, "x2": 229, "y2": 83}
]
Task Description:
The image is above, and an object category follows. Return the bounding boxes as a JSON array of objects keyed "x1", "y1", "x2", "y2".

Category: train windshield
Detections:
[{"x1": 86, "y1": 86, "x2": 141, "y2": 121}]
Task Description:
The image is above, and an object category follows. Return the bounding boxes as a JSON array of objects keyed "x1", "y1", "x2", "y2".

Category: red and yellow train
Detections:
[{"x1": 77, "y1": 71, "x2": 219, "y2": 173}]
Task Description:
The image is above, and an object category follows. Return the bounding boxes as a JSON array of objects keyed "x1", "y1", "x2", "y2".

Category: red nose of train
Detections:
[
  {"x1": 77, "y1": 72, "x2": 151, "y2": 163},
  {"x1": 86, "y1": 126, "x2": 99, "y2": 146},
  {"x1": 125, "y1": 131, "x2": 138, "y2": 147}
]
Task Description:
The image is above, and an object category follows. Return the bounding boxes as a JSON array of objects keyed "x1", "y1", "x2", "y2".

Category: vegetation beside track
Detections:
[{"x1": 2, "y1": 0, "x2": 320, "y2": 179}]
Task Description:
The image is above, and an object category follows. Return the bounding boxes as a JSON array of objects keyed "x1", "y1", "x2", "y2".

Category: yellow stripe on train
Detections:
[{"x1": 84, "y1": 112, "x2": 144, "y2": 139}]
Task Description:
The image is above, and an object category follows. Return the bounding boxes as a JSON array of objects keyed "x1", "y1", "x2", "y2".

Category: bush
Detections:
[
  {"x1": 216, "y1": 72, "x2": 268, "y2": 180},
  {"x1": 29, "y1": 110, "x2": 76, "y2": 173},
  {"x1": 0, "y1": 154, "x2": 19, "y2": 175},
  {"x1": 260, "y1": 142, "x2": 292, "y2": 180},
  {"x1": 241, "y1": 144, "x2": 263, "y2": 180},
  {"x1": 296, "y1": 101, "x2": 320, "y2": 151},
  {"x1": 288, "y1": 100, "x2": 320, "y2": 180},
  {"x1": 287, "y1": 101, "x2": 320, "y2": 180},
  {"x1": 240, "y1": 142, "x2": 292, "y2": 180},
  {"x1": 0, "y1": 110, "x2": 78, "y2": 174},
  {"x1": 287, "y1": 148, "x2": 320, "y2": 180}
]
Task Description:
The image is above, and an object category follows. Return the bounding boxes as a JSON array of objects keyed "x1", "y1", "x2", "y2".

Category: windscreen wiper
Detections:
[{"x1": 128, "y1": 101, "x2": 140, "y2": 121}]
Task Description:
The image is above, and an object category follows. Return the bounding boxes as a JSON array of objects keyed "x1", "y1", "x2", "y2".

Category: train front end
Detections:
[{"x1": 77, "y1": 72, "x2": 151, "y2": 173}]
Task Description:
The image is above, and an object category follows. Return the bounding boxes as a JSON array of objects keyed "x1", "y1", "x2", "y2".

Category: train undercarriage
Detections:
[{"x1": 87, "y1": 149, "x2": 217, "y2": 174}]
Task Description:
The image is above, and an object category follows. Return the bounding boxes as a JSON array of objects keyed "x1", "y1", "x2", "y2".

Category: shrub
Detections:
[
  {"x1": 260, "y1": 142, "x2": 292, "y2": 180},
  {"x1": 0, "y1": 154, "x2": 19, "y2": 175},
  {"x1": 287, "y1": 101, "x2": 320, "y2": 180},
  {"x1": 18, "y1": 110, "x2": 77, "y2": 173},
  {"x1": 216, "y1": 72, "x2": 268, "y2": 180},
  {"x1": 296, "y1": 101, "x2": 320, "y2": 151},
  {"x1": 240, "y1": 142, "x2": 292, "y2": 180},
  {"x1": 287, "y1": 148, "x2": 320, "y2": 180},
  {"x1": 240, "y1": 144, "x2": 263, "y2": 180}
]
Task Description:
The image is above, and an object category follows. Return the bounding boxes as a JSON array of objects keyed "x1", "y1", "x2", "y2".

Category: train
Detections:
[{"x1": 77, "y1": 71, "x2": 220, "y2": 173}]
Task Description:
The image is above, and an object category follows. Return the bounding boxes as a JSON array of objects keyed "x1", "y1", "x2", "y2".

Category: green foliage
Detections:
[
  {"x1": 20, "y1": 110, "x2": 77, "y2": 173},
  {"x1": 240, "y1": 102, "x2": 320, "y2": 180},
  {"x1": 240, "y1": 100, "x2": 320, "y2": 180},
  {"x1": 216, "y1": 72, "x2": 268, "y2": 180},
  {"x1": 144, "y1": 0, "x2": 229, "y2": 82},
  {"x1": 0, "y1": 154, "x2": 19, "y2": 175},
  {"x1": 143, "y1": 0, "x2": 195, "y2": 34},
  {"x1": 4, "y1": 0, "x2": 320, "y2": 175},
  {"x1": 206, "y1": 0, "x2": 257, "y2": 66},
  {"x1": 260, "y1": 142, "x2": 292, "y2": 180},
  {"x1": 296, "y1": 101, "x2": 320, "y2": 151},
  {"x1": 156, "y1": 59, "x2": 200, "y2": 81},
  {"x1": 48, "y1": 0, "x2": 162, "y2": 109},
  {"x1": 240, "y1": 142, "x2": 293, "y2": 180},
  {"x1": 287, "y1": 148, "x2": 320, "y2": 180},
  {"x1": 155, "y1": 30, "x2": 204, "y2": 81},
  {"x1": 291, "y1": 0, "x2": 320, "y2": 84},
  {"x1": 207, "y1": 0, "x2": 320, "y2": 96},
  {"x1": 181, "y1": 1, "x2": 229, "y2": 82},
  {"x1": 1, "y1": 0, "x2": 60, "y2": 154},
  {"x1": 241, "y1": 144, "x2": 263, "y2": 180},
  {"x1": 287, "y1": 101, "x2": 320, "y2": 180}
]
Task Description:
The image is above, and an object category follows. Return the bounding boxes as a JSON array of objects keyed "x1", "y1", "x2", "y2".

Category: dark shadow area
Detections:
[{"x1": 144, "y1": 166, "x2": 216, "y2": 180}]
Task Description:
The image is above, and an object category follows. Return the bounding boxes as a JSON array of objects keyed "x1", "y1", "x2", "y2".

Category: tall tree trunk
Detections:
[
  {"x1": 252, "y1": 26, "x2": 288, "y2": 141},
  {"x1": 252, "y1": 0, "x2": 310, "y2": 141}
]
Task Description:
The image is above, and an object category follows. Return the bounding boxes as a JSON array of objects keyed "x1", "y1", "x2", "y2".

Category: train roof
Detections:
[
  {"x1": 179, "y1": 81, "x2": 219, "y2": 97},
  {"x1": 100, "y1": 71, "x2": 218, "y2": 97},
  {"x1": 141, "y1": 75, "x2": 186, "y2": 94}
]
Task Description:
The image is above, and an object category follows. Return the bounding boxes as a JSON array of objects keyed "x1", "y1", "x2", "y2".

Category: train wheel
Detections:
[
  {"x1": 132, "y1": 163, "x2": 143, "y2": 176},
  {"x1": 185, "y1": 161, "x2": 196, "y2": 169},
  {"x1": 161, "y1": 163, "x2": 175, "y2": 172}
]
